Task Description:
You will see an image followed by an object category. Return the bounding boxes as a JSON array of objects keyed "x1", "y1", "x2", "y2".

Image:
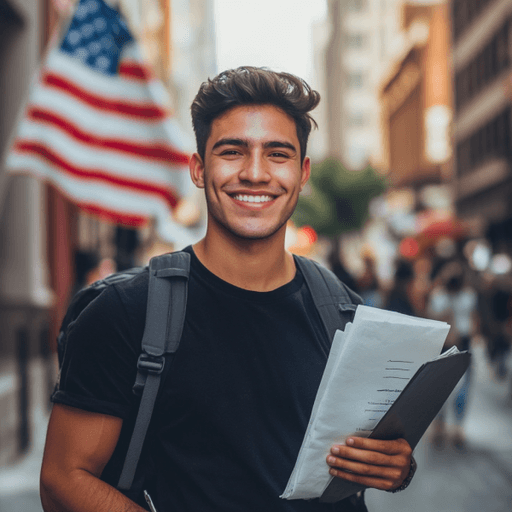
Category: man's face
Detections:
[{"x1": 190, "y1": 104, "x2": 310, "y2": 242}]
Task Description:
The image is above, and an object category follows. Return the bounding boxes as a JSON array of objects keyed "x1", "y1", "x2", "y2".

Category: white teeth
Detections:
[{"x1": 234, "y1": 194, "x2": 273, "y2": 203}]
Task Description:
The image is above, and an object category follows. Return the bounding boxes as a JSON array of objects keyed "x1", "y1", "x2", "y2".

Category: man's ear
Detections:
[
  {"x1": 189, "y1": 153, "x2": 205, "y2": 189},
  {"x1": 300, "y1": 156, "x2": 311, "y2": 191}
]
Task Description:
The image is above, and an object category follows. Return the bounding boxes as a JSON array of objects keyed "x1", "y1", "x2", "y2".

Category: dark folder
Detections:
[{"x1": 320, "y1": 350, "x2": 471, "y2": 503}]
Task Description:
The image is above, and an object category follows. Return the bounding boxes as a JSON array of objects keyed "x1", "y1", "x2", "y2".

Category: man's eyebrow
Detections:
[
  {"x1": 211, "y1": 138, "x2": 297, "y2": 154},
  {"x1": 211, "y1": 138, "x2": 248, "y2": 151},
  {"x1": 264, "y1": 141, "x2": 297, "y2": 153}
]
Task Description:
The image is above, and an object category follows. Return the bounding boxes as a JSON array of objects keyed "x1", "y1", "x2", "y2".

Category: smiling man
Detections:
[
  {"x1": 40, "y1": 67, "x2": 413, "y2": 512},
  {"x1": 193, "y1": 105, "x2": 307, "y2": 241}
]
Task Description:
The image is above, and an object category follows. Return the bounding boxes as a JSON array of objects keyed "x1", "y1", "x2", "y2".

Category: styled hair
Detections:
[{"x1": 191, "y1": 66, "x2": 320, "y2": 163}]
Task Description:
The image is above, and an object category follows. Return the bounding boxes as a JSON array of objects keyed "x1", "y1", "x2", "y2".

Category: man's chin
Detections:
[
  {"x1": 231, "y1": 230, "x2": 279, "y2": 241},
  {"x1": 227, "y1": 223, "x2": 286, "y2": 242}
]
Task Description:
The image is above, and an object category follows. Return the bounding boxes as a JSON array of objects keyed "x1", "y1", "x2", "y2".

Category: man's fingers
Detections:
[
  {"x1": 333, "y1": 437, "x2": 412, "y2": 456},
  {"x1": 326, "y1": 455, "x2": 403, "y2": 481},
  {"x1": 329, "y1": 446, "x2": 393, "y2": 467},
  {"x1": 328, "y1": 466, "x2": 397, "y2": 491},
  {"x1": 329, "y1": 442, "x2": 410, "y2": 468}
]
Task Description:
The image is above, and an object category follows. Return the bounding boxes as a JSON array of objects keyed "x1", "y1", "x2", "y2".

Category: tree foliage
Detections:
[{"x1": 293, "y1": 158, "x2": 386, "y2": 237}]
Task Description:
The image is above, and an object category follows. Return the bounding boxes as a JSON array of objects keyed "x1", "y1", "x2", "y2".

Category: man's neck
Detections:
[{"x1": 192, "y1": 231, "x2": 296, "y2": 292}]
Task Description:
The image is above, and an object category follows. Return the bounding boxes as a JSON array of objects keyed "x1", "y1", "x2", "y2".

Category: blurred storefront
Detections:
[{"x1": 452, "y1": 0, "x2": 512, "y2": 254}]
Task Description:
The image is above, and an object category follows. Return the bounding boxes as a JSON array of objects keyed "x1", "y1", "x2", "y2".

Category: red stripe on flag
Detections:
[
  {"x1": 13, "y1": 140, "x2": 179, "y2": 209},
  {"x1": 119, "y1": 62, "x2": 152, "y2": 81},
  {"x1": 42, "y1": 72, "x2": 167, "y2": 120},
  {"x1": 27, "y1": 107, "x2": 190, "y2": 165}
]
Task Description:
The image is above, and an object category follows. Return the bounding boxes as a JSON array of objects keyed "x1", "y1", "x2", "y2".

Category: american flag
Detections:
[{"x1": 6, "y1": 0, "x2": 195, "y2": 241}]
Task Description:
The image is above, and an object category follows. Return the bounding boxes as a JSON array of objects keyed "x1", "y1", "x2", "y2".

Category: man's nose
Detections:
[{"x1": 238, "y1": 154, "x2": 271, "y2": 183}]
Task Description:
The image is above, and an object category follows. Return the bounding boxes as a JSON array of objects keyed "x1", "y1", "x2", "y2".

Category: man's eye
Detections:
[
  {"x1": 270, "y1": 152, "x2": 289, "y2": 159},
  {"x1": 220, "y1": 150, "x2": 240, "y2": 156}
]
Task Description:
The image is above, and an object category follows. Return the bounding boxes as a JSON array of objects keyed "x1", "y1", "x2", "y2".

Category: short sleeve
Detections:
[{"x1": 52, "y1": 283, "x2": 145, "y2": 419}]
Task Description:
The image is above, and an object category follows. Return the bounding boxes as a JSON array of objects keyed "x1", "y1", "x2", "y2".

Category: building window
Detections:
[
  {"x1": 347, "y1": 145, "x2": 368, "y2": 168},
  {"x1": 456, "y1": 107, "x2": 511, "y2": 177},
  {"x1": 454, "y1": 17, "x2": 511, "y2": 113},
  {"x1": 452, "y1": 0, "x2": 496, "y2": 42},
  {"x1": 379, "y1": 25, "x2": 386, "y2": 59},
  {"x1": 346, "y1": 33, "x2": 366, "y2": 49},
  {"x1": 348, "y1": 111, "x2": 366, "y2": 127},
  {"x1": 347, "y1": 0, "x2": 366, "y2": 13},
  {"x1": 347, "y1": 72, "x2": 365, "y2": 89}
]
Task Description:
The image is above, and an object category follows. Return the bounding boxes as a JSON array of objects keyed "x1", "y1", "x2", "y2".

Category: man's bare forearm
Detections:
[{"x1": 40, "y1": 468, "x2": 146, "y2": 512}]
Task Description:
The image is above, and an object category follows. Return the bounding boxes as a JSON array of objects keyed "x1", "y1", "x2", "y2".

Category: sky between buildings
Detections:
[{"x1": 213, "y1": 0, "x2": 327, "y2": 84}]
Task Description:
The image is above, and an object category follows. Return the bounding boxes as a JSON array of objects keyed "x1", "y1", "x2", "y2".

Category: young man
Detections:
[{"x1": 40, "y1": 67, "x2": 413, "y2": 512}]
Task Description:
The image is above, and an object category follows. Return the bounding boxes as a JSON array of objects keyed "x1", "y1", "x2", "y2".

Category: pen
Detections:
[{"x1": 144, "y1": 490, "x2": 158, "y2": 512}]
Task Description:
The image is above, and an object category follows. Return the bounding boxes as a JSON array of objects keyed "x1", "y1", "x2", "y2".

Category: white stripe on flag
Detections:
[
  {"x1": 15, "y1": 122, "x2": 186, "y2": 182},
  {"x1": 29, "y1": 87, "x2": 176, "y2": 145}
]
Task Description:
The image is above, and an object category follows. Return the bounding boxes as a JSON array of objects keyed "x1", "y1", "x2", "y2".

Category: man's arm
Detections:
[
  {"x1": 40, "y1": 404, "x2": 146, "y2": 512},
  {"x1": 326, "y1": 437, "x2": 413, "y2": 492}
]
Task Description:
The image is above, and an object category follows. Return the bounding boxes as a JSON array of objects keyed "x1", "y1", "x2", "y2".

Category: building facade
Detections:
[
  {"x1": 314, "y1": 0, "x2": 405, "y2": 169},
  {"x1": 379, "y1": 1, "x2": 453, "y2": 190},
  {"x1": 452, "y1": 0, "x2": 512, "y2": 252},
  {"x1": 0, "y1": 0, "x2": 57, "y2": 466}
]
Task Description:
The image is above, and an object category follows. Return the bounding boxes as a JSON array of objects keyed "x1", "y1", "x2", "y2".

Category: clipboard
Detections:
[{"x1": 320, "y1": 350, "x2": 471, "y2": 503}]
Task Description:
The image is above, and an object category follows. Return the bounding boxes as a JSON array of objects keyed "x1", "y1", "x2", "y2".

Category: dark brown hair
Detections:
[{"x1": 191, "y1": 66, "x2": 320, "y2": 163}]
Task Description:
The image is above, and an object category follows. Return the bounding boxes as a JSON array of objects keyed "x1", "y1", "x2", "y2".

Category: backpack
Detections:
[{"x1": 56, "y1": 250, "x2": 361, "y2": 496}]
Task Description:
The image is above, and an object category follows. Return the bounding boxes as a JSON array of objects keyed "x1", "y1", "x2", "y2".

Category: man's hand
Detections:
[{"x1": 326, "y1": 437, "x2": 412, "y2": 492}]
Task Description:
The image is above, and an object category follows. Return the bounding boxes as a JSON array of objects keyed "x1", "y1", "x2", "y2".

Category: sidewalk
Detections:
[{"x1": 0, "y1": 399, "x2": 48, "y2": 512}]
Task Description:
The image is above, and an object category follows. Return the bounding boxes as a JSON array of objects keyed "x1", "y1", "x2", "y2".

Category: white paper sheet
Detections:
[{"x1": 281, "y1": 306, "x2": 450, "y2": 500}]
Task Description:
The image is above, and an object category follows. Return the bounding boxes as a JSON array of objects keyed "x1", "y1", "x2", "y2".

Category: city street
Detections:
[
  {"x1": 0, "y1": 343, "x2": 511, "y2": 512},
  {"x1": 1, "y1": 1, "x2": 512, "y2": 511}
]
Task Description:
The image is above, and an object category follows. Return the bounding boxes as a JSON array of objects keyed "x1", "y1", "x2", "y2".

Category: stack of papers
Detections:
[
  {"x1": 320, "y1": 345, "x2": 469, "y2": 503},
  {"x1": 281, "y1": 306, "x2": 451, "y2": 500}
]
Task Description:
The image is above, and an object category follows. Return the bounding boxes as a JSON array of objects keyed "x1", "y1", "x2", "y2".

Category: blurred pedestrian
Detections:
[
  {"x1": 328, "y1": 241, "x2": 359, "y2": 294},
  {"x1": 479, "y1": 273, "x2": 511, "y2": 380},
  {"x1": 357, "y1": 248, "x2": 383, "y2": 308},
  {"x1": 410, "y1": 256, "x2": 434, "y2": 317},
  {"x1": 427, "y1": 261, "x2": 478, "y2": 449},
  {"x1": 384, "y1": 259, "x2": 416, "y2": 317}
]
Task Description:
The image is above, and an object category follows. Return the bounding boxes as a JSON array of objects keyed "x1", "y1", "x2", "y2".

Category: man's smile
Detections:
[{"x1": 231, "y1": 193, "x2": 275, "y2": 204}]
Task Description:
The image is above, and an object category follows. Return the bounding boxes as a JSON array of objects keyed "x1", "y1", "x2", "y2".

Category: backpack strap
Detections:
[
  {"x1": 117, "y1": 251, "x2": 190, "y2": 491},
  {"x1": 295, "y1": 256, "x2": 362, "y2": 343}
]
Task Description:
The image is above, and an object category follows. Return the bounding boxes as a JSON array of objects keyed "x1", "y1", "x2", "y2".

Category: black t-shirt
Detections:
[{"x1": 53, "y1": 246, "x2": 366, "y2": 512}]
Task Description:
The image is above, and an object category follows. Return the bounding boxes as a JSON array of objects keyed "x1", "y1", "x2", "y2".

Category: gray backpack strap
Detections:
[
  {"x1": 117, "y1": 251, "x2": 190, "y2": 491},
  {"x1": 295, "y1": 256, "x2": 361, "y2": 342}
]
